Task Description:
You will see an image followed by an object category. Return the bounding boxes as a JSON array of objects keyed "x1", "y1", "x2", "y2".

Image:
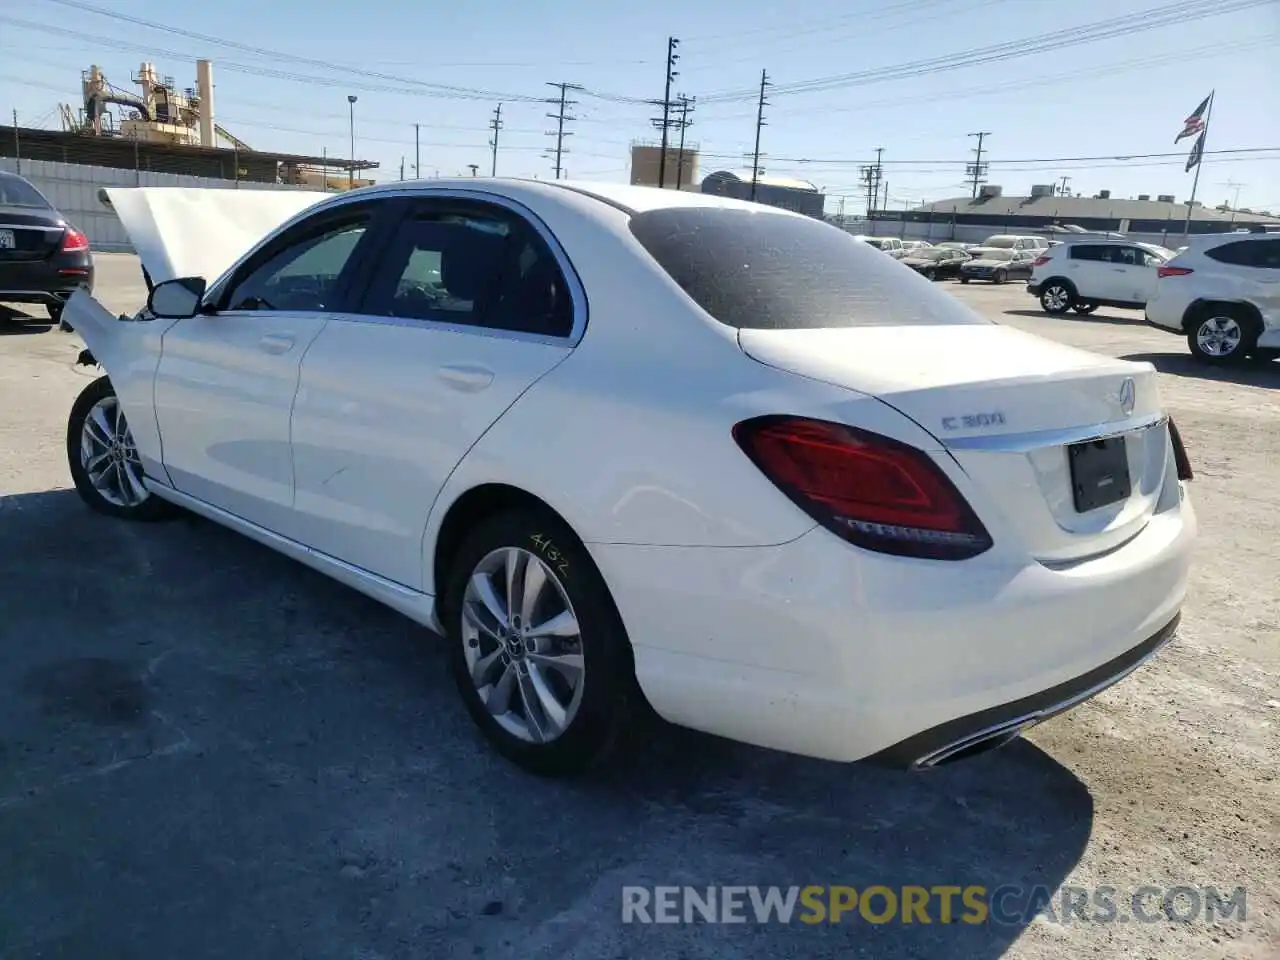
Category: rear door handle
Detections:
[
  {"x1": 437, "y1": 363, "x2": 495, "y2": 392},
  {"x1": 259, "y1": 333, "x2": 295, "y2": 354}
]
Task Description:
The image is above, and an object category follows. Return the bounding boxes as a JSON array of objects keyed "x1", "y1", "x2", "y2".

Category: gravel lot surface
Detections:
[{"x1": 1, "y1": 253, "x2": 1276, "y2": 959}]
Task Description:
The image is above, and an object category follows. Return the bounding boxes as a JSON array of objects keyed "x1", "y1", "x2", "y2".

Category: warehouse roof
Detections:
[{"x1": 913, "y1": 194, "x2": 1280, "y2": 224}]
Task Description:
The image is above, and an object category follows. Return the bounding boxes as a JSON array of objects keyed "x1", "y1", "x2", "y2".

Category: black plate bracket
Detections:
[{"x1": 1069, "y1": 436, "x2": 1131, "y2": 512}]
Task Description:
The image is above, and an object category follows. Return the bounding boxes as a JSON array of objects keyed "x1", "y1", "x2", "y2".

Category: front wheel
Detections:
[
  {"x1": 1187, "y1": 307, "x2": 1257, "y2": 365},
  {"x1": 66, "y1": 376, "x2": 175, "y2": 521},
  {"x1": 1039, "y1": 283, "x2": 1073, "y2": 314},
  {"x1": 994, "y1": 270, "x2": 1008, "y2": 285},
  {"x1": 443, "y1": 508, "x2": 639, "y2": 776}
]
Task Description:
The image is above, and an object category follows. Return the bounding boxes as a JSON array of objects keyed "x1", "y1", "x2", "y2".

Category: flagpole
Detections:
[{"x1": 1183, "y1": 90, "x2": 1214, "y2": 239}]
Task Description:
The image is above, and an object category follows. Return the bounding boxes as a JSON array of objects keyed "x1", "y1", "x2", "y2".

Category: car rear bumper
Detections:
[
  {"x1": 0, "y1": 254, "x2": 95, "y2": 304},
  {"x1": 590, "y1": 492, "x2": 1195, "y2": 766}
]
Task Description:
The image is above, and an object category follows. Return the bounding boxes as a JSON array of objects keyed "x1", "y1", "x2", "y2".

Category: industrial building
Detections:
[
  {"x1": 1, "y1": 59, "x2": 376, "y2": 187},
  {"x1": 891, "y1": 184, "x2": 1280, "y2": 236},
  {"x1": 700, "y1": 171, "x2": 826, "y2": 219}
]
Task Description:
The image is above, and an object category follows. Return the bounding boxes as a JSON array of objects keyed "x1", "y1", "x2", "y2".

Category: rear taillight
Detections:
[
  {"x1": 1031, "y1": 255, "x2": 1052, "y2": 267},
  {"x1": 61, "y1": 226, "x2": 89, "y2": 253},
  {"x1": 732, "y1": 415, "x2": 993, "y2": 560},
  {"x1": 1167, "y1": 418, "x2": 1193, "y2": 481},
  {"x1": 1157, "y1": 265, "x2": 1192, "y2": 279}
]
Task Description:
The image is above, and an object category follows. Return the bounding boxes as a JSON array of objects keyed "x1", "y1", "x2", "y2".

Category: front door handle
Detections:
[
  {"x1": 259, "y1": 333, "x2": 295, "y2": 354},
  {"x1": 437, "y1": 363, "x2": 495, "y2": 392}
]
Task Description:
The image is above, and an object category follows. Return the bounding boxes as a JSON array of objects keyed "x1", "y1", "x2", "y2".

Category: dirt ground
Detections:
[{"x1": 0, "y1": 254, "x2": 1275, "y2": 959}]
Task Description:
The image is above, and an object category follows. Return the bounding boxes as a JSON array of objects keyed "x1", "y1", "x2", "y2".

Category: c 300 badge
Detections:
[{"x1": 941, "y1": 411, "x2": 1007, "y2": 431}]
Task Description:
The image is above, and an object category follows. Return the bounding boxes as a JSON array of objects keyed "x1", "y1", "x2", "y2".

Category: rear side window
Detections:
[
  {"x1": 1070, "y1": 245, "x2": 1108, "y2": 261},
  {"x1": 628, "y1": 207, "x2": 987, "y2": 330},
  {"x1": 1206, "y1": 239, "x2": 1280, "y2": 269}
]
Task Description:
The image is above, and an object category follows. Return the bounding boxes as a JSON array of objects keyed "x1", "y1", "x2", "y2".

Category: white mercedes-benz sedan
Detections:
[{"x1": 64, "y1": 179, "x2": 1196, "y2": 776}]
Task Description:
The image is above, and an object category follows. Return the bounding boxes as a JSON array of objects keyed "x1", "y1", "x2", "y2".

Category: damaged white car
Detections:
[{"x1": 67, "y1": 180, "x2": 1196, "y2": 777}]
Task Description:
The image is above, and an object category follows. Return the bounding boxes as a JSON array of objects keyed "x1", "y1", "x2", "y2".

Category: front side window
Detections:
[
  {"x1": 1110, "y1": 247, "x2": 1142, "y2": 266},
  {"x1": 359, "y1": 205, "x2": 574, "y2": 337},
  {"x1": 628, "y1": 207, "x2": 988, "y2": 330},
  {"x1": 223, "y1": 217, "x2": 369, "y2": 312}
]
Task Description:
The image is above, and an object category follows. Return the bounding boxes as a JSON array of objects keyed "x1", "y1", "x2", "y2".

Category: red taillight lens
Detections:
[
  {"x1": 61, "y1": 226, "x2": 89, "y2": 253},
  {"x1": 732, "y1": 415, "x2": 993, "y2": 560},
  {"x1": 1031, "y1": 255, "x2": 1051, "y2": 267},
  {"x1": 1167, "y1": 418, "x2": 1193, "y2": 481},
  {"x1": 1157, "y1": 265, "x2": 1192, "y2": 279}
]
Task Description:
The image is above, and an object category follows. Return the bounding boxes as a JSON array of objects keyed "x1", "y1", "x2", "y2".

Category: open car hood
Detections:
[{"x1": 101, "y1": 186, "x2": 329, "y2": 286}]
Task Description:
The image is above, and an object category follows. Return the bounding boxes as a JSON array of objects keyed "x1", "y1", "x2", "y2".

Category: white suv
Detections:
[
  {"x1": 1028, "y1": 239, "x2": 1174, "y2": 316},
  {"x1": 854, "y1": 235, "x2": 907, "y2": 259},
  {"x1": 982, "y1": 234, "x2": 1049, "y2": 252},
  {"x1": 1145, "y1": 233, "x2": 1280, "y2": 364}
]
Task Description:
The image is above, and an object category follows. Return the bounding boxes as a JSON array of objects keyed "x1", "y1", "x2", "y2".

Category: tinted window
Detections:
[
  {"x1": 0, "y1": 174, "x2": 51, "y2": 208},
  {"x1": 224, "y1": 217, "x2": 368, "y2": 312},
  {"x1": 628, "y1": 207, "x2": 987, "y2": 330},
  {"x1": 360, "y1": 206, "x2": 573, "y2": 337},
  {"x1": 1206, "y1": 239, "x2": 1280, "y2": 268},
  {"x1": 1110, "y1": 247, "x2": 1141, "y2": 266},
  {"x1": 1070, "y1": 245, "x2": 1108, "y2": 262}
]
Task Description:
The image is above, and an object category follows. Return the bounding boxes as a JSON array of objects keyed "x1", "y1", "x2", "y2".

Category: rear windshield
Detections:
[
  {"x1": 982, "y1": 237, "x2": 1017, "y2": 248},
  {"x1": 0, "y1": 175, "x2": 51, "y2": 208},
  {"x1": 628, "y1": 207, "x2": 987, "y2": 330}
]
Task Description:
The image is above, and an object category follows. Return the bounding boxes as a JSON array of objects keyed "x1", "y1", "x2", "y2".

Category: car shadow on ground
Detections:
[
  {"x1": 1123, "y1": 351, "x2": 1278, "y2": 388},
  {"x1": 1003, "y1": 308, "x2": 1145, "y2": 327},
  {"x1": 0, "y1": 488, "x2": 1095, "y2": 960},
  {"x1": 0, "y1": 305, "x2": 52, "y2": 335}
]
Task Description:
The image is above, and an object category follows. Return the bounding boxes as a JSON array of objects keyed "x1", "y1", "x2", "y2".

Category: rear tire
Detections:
[
  {"x1": 959, "y1": 277, "x2": 970, "y2": 285},
  {"x1": 1186, "y1": 305, "x2": 1258, "y2": 365},
  {"x1": 994, "y1": 270, "x2": 1008, "y2": 285},
  {"x1": 66, "y1": 376, "x2": 176, "y2": 521},
  {"x1": 442, "y1": 508, "x2": 638, "y2": 777},
  {"x1": 47, "y1": 301, "x2": 64, "y2": 324}
]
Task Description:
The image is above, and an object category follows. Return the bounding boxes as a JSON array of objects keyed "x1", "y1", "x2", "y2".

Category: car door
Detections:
[
  {"x1": 288, "y1": 194, "x2": 582, "y2": 588},
  {"x1": 1106, "y1": 245, "x2": 1148, "y2": 303},
  {"x1": 153, "y1": 200, "x2": 389, "y2": 532},
  {"x1": 1064, "y1": 244, "x2": 1116, "y2": 300}
]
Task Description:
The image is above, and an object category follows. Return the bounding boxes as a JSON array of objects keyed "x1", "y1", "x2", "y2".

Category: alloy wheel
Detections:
[
  {"x1": 1196, "y1": 316, "x2": 1243, "y2": 357},
  {"x1": 460, "y1": 546, "x2": 585, "y2": 744},
  {"x1": 1042, "y1": 286, "x2": 1071, "y2": 312},
  {"x1": 79, "y1": 395, "x2": 149, "y2": 507}
]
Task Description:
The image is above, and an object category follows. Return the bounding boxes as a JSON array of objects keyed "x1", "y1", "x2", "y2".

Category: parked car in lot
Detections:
[
  {"x1": 980, "y1": 234, "x2": 1050, "y2": 252},
  {"x1": 854, "y1": 235, "x2": 907, "y2": 259},
  {"x1": 900, "y1": 246, "x2": 970, "y2": 280},
  {"x1": 959, "y1": 247, "x2": 1037, "y2": 284},
  {"x1": 1028, "y1": 239, "x2": 1174, "y2": 316},
  {"x1": 935, "y1": 241, "x2": 974, "y2": 252},
  {"x1": 65, "y1": 180, "x2": 1196, "y2": 776},
  {"x1": 1145, "y1": 233, "x2": 1280, "y2": 364},
  {"x1": 901, "y1": 240, "x2": 933, "y2": 253},
  {"x1": 0, "y1": 170, "x2": 94, "y2": 326}
]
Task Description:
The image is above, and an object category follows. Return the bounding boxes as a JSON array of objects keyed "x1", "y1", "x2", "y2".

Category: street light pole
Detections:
[{"x1": 347, "y1": 95, "x2": 358, "y2": 188}]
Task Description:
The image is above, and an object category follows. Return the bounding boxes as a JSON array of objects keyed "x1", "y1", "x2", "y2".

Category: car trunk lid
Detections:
[
  {"x1": 0, "y1": 205, "x2": 63, "y2": 262},
  {"x1": 737, "y1": 324, "x2": 1172, "y2": 563}
]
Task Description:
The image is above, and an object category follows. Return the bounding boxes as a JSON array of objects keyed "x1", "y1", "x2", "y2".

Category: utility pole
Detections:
[
  {"x1": 1057, "y1": 175, "x2": 1071, "y2": 197},
  {"x1": 750, "y1": 69, "x2": 770, "y2": 202},
  {"x1": 859, "y1": 147, "x2": 883, "y2": 219},
  {"x1": 488, "y1": 103, "x2": 503, "y2": 177},
  {"x1": 347, "y1": 95, "x2": 358, "y2": 187},
  {"x1": 414, "y1": 123, "x2": 420, "y2": 178},
  {"x1": 545, "y1": 82, "x2": 582, "y2": 180},
  {"x1": 655, "y1": 37, "x2": 681, "y2": 188},
  {"x1": 674, "y1": 94, "x2": 695, "y2": 190},
  {"x1": 967, "y1": 131, "x2": 990, "y2": 198},
  {"x1": 400, "y1": 156, "x2": 405, "y2": 181},
  {"x1": 11, "y1": 109, "x2": 19, "y2": 175}
]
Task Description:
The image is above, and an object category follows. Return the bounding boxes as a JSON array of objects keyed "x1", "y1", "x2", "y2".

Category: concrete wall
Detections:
[{"x1": 1, "y1": 158, "x2": 318, "y2": 253}]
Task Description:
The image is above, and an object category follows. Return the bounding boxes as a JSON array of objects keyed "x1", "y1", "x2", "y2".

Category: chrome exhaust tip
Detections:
[{"x1": 912, "y1": 713, "x2": 1040, "y2": 770}]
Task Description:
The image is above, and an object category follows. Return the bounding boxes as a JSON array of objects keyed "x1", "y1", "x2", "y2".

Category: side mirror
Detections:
[{"x1": 148, "y1": 276, "x2": 208, "y2": 319}]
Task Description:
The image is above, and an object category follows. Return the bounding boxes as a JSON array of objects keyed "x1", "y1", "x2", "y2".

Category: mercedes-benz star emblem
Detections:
[{"x1": 1118, "y1": 377, "x2": 1136, "y2": 416}]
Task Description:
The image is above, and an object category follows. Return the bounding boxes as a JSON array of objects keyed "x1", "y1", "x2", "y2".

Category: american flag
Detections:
[{"x1": 1175, "y1": 93, "x2": 1213, "y2": 143}]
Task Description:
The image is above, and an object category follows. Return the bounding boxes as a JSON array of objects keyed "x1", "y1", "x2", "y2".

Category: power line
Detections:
[
  {"x1": 30, "y1": 0, "x2": 542, "y2": 103},
  {"x1": 967, "y1": 132, "x2": 991, "y2": 198},
  {"x1": 545, "y1": 82, "x2": 581, "y2": 180},
  {"x1": 750, "y1": 69, "x2": 770, "y2": 202},
  {"x1": 694, "y1": 0, "x2": 1270, "y2": 102}
]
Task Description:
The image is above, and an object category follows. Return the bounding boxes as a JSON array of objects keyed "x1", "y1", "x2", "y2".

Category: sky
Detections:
[{"x1": 2, "y1": 0, "x2": 1278, "y2": 215}]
